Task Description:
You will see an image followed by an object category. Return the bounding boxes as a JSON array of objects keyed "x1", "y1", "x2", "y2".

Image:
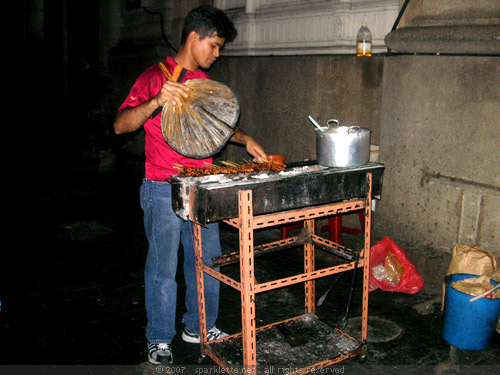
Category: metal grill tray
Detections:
[
  {"x1": 207, "y1": 314, "x2": 359, "y2": 370},
  {"x1": 171, "y1": 162, "x2": 384, "y2": 225}
]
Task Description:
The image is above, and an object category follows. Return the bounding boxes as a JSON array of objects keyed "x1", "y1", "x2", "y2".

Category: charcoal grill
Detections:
[
  {"x1": 171, "y1": 162, "x2": 384, "y2": 225},
  {"x1": 171, "y1": 161, "x2": 384, "y2": 373}
]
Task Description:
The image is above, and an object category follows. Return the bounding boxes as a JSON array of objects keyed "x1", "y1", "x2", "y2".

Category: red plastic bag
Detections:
[{"x1": 369, "y1": 237, "x2": 424, "y2": 294}]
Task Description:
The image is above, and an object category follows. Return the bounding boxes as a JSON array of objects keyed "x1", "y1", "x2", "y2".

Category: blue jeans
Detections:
[{"x1": 140, "y1": 179, "x2": 221, "y2": 344}]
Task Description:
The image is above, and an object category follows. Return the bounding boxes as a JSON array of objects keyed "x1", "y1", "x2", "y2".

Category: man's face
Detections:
[{"x1": 190, "y1": 32, "x2": 226, "y2": 69}]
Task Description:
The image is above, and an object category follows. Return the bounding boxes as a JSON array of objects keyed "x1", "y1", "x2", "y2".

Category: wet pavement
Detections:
[{"x1": 2, "y1": 169, "x2": 499, "y2": 374}]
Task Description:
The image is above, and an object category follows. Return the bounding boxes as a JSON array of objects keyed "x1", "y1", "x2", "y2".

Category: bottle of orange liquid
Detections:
[{"x1": 356, "y1": 22, "x2": 372, "y2": 57}]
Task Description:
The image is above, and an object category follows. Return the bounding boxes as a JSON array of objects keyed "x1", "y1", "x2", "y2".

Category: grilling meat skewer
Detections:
[{"x1": 175, "y1": 161, "x2": 286, "y2": 177}]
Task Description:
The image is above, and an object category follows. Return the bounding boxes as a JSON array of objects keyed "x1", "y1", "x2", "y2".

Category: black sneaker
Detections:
[
  {"x1": 182, "y1": 326, "x2": 228, "y2": 344},
  {"x1": 148, "y1": 342, "x2": 173, "y2": 365}
]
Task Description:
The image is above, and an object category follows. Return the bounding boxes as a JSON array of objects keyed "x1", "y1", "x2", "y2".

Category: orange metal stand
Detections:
[
  {"x1": 192, "y1": 173, "x2": 373, "y2": 373},
  {"x1": 280, "y1": 211, "x2": 365, "y2": 245}
]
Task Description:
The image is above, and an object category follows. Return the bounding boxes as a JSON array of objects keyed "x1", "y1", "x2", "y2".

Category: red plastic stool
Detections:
[
  {"x1": 279, "y1": 211, "x2": 365, "y2": 245},
  {"x1": 321, "y1": 211, "x2": 365, "y2": 245},
  {"x1": 279, "y1": 223, "x2": 305, "y2": 239}
]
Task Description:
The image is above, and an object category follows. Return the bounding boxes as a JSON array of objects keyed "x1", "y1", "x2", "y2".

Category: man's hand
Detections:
[
  {"x1": 155, "y1": 81, "x2": 190, "y2": 108},
  {"x1": 230, "y1": 129, "x2": 268, "y2": 162},
  {"x1": 245, "y1": 139, "x2": 267, "y2": 162}
]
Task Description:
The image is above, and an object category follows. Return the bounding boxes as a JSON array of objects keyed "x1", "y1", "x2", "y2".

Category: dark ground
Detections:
[{"x1": 2, "y1": 168, "x2": 499, "y2": 375}]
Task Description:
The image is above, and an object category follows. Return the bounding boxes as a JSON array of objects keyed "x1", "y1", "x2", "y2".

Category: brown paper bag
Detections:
[
  {"x1": 451, "y1": 276, "x2": 500, "y2": 298},
  {"x1": 442, "y1": 244, "x2": 498, "y2": 334},
  {"x1": 493, "y1": 271, "x2": 500, "y2": 334},
  {"x1": 441, "y1": 244, "x2": 497, "y2": 310}
]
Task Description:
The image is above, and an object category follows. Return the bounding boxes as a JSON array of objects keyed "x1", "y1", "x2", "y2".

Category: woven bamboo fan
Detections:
[{"x1": 159, "y1": 65, "x2": 240, "y2": 159}]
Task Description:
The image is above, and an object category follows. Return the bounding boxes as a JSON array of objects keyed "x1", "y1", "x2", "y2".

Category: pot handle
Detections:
[
  {"x1": 347, "y1": 126, "x2": 362, "y2": 136},
  {"x1": 326, "y1": 119, "x2": 340, "y2": 128}
]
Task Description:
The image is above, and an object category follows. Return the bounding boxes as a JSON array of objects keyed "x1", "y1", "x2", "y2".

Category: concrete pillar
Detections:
[{"x1": 386, "y1": 0, "x2": 500, "y2": 54}]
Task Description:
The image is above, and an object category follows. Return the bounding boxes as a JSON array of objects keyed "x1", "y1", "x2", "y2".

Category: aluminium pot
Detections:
[{"x1": 316, "y1": 119, "x2": 371, "y2": 168}]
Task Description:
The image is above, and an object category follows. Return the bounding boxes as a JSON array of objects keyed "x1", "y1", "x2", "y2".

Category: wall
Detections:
[
  {"x1": 209, "y1": 53, "x2": 500, "y2": 238},
  {"x1": 209, "y1": 56, "x2": 384, "y2": 163},
  {"x1": 377, "y1": 55, "x2": 500, "y2": 253}
]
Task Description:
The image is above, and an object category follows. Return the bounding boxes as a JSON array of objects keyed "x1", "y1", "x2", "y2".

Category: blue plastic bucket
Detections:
[{"x1": 442, "y1": 273, "x2": 500, "y2": 350}]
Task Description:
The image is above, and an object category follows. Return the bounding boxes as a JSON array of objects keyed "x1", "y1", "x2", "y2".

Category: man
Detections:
[{"x1": 114, "y1": 5, "x2": 267, "y2": 365}]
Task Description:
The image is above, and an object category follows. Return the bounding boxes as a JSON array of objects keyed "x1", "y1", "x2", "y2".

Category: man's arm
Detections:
[
  {"x1": 113, "y1": 80, "x2": 190, "y2": 135},
  {"x1": 114, "y1": 98, "x2": 160, "y2": 134},
  {"x1": 230, "y1": 128, "x2": 268, "y2": 162}
]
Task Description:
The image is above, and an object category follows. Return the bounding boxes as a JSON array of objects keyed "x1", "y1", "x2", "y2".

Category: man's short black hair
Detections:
[{"x1": 181, "y1": 5, "x2": 237, "y2": 45}]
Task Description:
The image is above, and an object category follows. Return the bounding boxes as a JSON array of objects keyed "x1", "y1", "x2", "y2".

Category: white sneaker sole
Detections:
[
  {"x1": 148, "y1": 353, "x2": 173, "y2": 365},
  {"x1": 182, "y1": 331, "x2": 200, "y2": 344}
]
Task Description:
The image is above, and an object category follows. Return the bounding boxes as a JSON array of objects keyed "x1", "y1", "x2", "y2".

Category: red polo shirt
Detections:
[{"x1": 119, "y1": 56, "x2": 212, "y2": 181}]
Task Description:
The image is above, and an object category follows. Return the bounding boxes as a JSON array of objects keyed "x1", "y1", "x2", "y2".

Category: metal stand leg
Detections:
[
  {"x1": 194, "y1": 223, "x2": 208, "y2": 351},
  {"x1": 239, "y1": 190, "x2": 257, "y2": 373},
  {"x1": 304, "y1": 219, "x2": 315, "y2": 313},
  {"x1": 361, "y1": 173, "x2": 372, "y2": 348}
]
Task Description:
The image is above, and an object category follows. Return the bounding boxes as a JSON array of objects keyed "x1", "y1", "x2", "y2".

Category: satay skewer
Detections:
[{"x1": 221, "y1": 160, "x2": 241, "y2": 167}]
